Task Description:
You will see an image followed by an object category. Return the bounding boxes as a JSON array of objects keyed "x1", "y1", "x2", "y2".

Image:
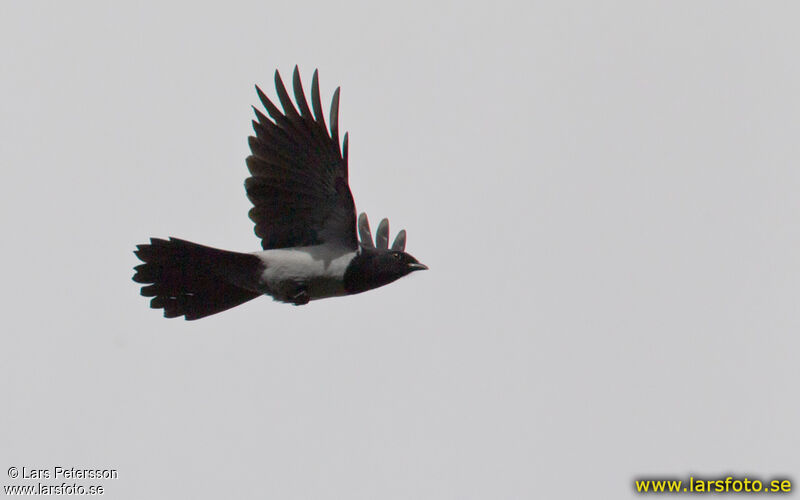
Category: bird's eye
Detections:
[{"x1": 392, "y1": 253, "x2": 403, "y2": 261}]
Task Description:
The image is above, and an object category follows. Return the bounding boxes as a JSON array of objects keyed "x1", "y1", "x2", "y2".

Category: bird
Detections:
[{"x1": 132, "y1": 66, "x2": 427, "y2": 320}]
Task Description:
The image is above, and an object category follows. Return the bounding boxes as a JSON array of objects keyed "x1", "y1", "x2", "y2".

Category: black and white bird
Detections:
[{"x1": 133, "y1": 67, "x2": 427, "y2": 320}]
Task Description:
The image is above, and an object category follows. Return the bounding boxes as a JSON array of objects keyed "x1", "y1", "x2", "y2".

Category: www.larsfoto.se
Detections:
[{"x1": 635, "y1": 476, "x2": 792, "y2": 494}]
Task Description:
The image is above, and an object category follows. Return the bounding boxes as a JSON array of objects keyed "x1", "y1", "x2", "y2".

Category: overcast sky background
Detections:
[{"x1": 2, "y1": 2, "x2": 798, "y2": 498}]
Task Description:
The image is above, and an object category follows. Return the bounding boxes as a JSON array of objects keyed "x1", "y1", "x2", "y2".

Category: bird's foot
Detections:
[{"x1": 289, "y1": 287, "x2": 310, "y2": 306}]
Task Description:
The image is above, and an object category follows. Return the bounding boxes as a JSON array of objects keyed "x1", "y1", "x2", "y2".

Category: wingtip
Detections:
[
  {"x1": 358, "y1": 212, "x2": 375, "y2": 248},
  {"x1": 330, "y1": 87, "x2": 341, "y2": 141},
  {"x1": 273, "y1": 70, "x2": 286, "y2": 97},
  {"x1": 292, "y1": 66, "x2": 301, "y2": 88},
  {"x1": 376, "y1": 218, "x2": 390, "y2": 249},
  {"x1": 391, "y1": 229, "x2": 407, "y2": 251},
  {"x1": 292, "y1": 66, "x2": 313, "y2": 118},
  {"x1": 255, "y1": 85, "x2": 268, "y2": 103}
]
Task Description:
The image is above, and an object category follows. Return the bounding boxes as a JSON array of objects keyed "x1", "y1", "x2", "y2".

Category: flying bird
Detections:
[{"x1": 133, "y1": 67, "x2": 427, "y2": 320}]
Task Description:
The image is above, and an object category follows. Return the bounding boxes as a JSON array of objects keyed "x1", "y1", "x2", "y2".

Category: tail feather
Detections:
[{"x1": 133, "y1": 238, "x2": 263, "y2": 320}]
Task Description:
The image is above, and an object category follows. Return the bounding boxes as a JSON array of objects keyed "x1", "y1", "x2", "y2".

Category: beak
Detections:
[{"x1": 407, "y1": 262, "x2": 428, "y2": 271}]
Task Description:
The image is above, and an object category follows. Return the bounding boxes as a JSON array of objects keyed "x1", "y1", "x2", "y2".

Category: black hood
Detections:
[{"x1": 343, "y1": 246, "x2": 427, "y2": 295}]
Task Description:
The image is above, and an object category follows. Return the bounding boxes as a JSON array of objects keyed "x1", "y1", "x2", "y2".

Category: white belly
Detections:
[{"x1": 253, "y1": 245, "x2": 356, "y2": 302}]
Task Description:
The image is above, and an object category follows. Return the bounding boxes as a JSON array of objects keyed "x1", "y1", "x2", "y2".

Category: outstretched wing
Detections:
[
  {"x1": 245, "y1": 66, "x2": 356, "y2": 250},
  {"x1": 357, "y1": 212, "x2": 407, "y2": 251}
]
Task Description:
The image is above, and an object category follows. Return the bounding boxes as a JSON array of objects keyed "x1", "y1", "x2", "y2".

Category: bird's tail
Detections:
[{"x1": 133, "y1": 238, "x2": 263, "y2": 320}]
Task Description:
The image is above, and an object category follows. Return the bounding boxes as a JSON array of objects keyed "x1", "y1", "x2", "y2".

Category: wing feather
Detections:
[
  {"x1": 358, "y1": 212, "x2": 374, "y2": 248},
  {"x1": 292, "y1": 66, "x2": 313, "y2": 119},
  {"x1": 330, "y1": 87, "x2": 341, "y2": 155},
  {"x1": 376, "y1": 218, "x2": 390, "y2": 249},
  {"x1": 311, "y1": 70, "x2": 327, "y2": 130}
]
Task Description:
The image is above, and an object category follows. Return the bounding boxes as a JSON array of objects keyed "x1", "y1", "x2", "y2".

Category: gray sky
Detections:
[{"x1": 2, "y1": 1, "x2": 798, "y2": 498}]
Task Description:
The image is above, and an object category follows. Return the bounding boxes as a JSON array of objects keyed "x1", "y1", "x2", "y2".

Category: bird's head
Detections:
[{"x1": 343, "y1": 213, "x2": 427, "y2": 294}]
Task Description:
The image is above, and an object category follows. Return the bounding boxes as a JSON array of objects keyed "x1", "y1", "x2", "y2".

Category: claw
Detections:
[{"x1": 289, "y1": 288, "x2": 310, "y2": 305}]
